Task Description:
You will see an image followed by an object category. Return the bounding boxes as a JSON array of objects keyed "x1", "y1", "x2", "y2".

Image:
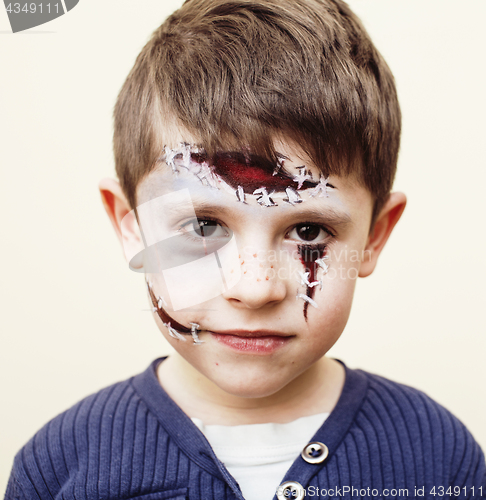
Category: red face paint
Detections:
[
  {"x1": 192, "y1": 152, "x2": 318, "y2": 193},
  {"x1": 298, "y1": 244, "x2": 327, "y2": 321},
  {"x1": 147, "y1": 283, "x2": 191, "y2": 334}
]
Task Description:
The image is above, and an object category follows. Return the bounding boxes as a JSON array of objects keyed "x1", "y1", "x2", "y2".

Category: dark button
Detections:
[
  {"x1": 277, "y1": 481, "x2": 305, "y2": 500},
  {"x1": 301, "y1": 441, "x2": 329, "y2": 464}
]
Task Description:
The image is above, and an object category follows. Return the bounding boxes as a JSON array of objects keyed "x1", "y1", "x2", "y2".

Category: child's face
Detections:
[{"x1": 132, "y1": 139, "x2": 376, "y2": 398}]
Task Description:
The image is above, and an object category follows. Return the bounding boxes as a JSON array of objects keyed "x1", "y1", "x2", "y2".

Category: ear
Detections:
[
  {"x1": 99, "y1": 178, "x2": 143, "y2": 268},
  {"x1": 99, "y1": 178, "x2": 130, "y2": 241},
  {"x1": 359, "y1": 192, "x2": 407, "y2": 278}
]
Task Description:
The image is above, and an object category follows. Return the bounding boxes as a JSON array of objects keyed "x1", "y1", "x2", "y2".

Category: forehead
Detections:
[{"x1": 136, "y1": 143, "x2": 373, "y2": 231}]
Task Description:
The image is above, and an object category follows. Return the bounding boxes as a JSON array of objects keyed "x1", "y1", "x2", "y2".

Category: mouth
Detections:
[{"x1": 208, "y1": 330, "x2": 293, "y2": 354}]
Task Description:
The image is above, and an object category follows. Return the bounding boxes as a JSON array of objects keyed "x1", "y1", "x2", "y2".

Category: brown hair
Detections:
[{"x1": 113, "y1": 0, "x2": 401, "y2": 223}]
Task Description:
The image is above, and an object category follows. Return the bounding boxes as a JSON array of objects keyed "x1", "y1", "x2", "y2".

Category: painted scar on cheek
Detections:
[
  {"x1": 190, "y1": 322, "x2": 204, "y2": 345},
  {"x1": 146, "y1": 280, "x2": 203, "y2": 344},
  {"x1": 297, "y1": 244, "x2": 329, "y2": 321}
]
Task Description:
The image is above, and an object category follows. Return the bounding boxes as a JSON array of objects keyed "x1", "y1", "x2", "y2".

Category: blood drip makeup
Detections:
[{"x1": 298, "y1": 244, "x2": 327, "y2": 321}]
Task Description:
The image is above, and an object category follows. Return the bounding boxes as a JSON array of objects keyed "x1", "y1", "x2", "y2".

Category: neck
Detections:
[{"x1": 157, "y1": 353, "x2": 345, "y2": 425}]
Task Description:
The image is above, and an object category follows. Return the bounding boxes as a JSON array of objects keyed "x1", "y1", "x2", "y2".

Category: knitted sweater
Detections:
[{"x1": 5, "y1": 358, "x2": 486, "y2": 500}]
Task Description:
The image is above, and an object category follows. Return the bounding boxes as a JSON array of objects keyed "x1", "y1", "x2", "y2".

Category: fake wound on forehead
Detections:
[
  {"x1": 161, "y1": 144, "x2": 333, "y2": 197},
  {"x1": 206, "y1": 152, "x2": 318, "y2": 193}
]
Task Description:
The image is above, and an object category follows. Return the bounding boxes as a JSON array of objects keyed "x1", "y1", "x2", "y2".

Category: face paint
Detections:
[
  {"x1": 190, "y1": 322, "x2": 204, "y2": 345},
  {"x1": 236, "y1": 185, "x2": 246, "y2": 203},
  {"x1": 157, "y1": 295, "x2": 167, "y2": 309},
  {"x1": 297, "y1": 243, "x2": 327, "y2": 321},
  {"x1": 296, "y1": 292, "x2": 318, "y2": 310},
  {"x1": 147, "y1": 280, "x2": 191, "y2": 334},
  {"x1": 201, "y1": 152, "x2": 319, "y2": 193},
  {"x1": 297, "y1": 271, "x2": 322, "y2": 290},
  {"x1": 284, "y1": 187, "x2": 302, "y2": 205},
  {"x1": 162, "y1": 145, "x2": 321, "y2": 196},
  {"x1": 315, "y1": 256, "x2": 330, "y2": 274},
  {"x1": 148, "y1": 281, "x2": 204, "y2": 344},
  {"x1": 147, "y1": 145, "x2": 337, "y2": 325},
  {"x1": 309, "y1": 175, "x2": 330, "y2": 198},
  {"x1": 253, "y1": 187, "x2": 277, "y2": 207},
  {"x1": 293, "y1": 166, "x2": 314, "y2": 190}
]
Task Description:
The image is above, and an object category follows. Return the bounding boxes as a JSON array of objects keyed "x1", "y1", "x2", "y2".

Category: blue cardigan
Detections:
[{"x1": 5, "y1": 358, "x2": 486, "y2": 499}]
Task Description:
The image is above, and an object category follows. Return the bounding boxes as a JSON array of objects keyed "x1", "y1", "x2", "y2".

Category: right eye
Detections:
[
  {"x1": 286, "y1": 223, "x2": 332, "y2": 244},
  {"x1": 182, "y1": 219, "x2": 229, "y2": 239}
]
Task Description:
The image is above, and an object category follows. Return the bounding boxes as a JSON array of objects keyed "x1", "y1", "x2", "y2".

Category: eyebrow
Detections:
[
  {"x1": 162, "y1": 199, "x2": 245, "y2": 223},
  {"x1": 164, "y1": 195, "x2": 353, "y2": 229},
  {"x1": 292, "y1": 207, "x2": 353, "y2": 229}
]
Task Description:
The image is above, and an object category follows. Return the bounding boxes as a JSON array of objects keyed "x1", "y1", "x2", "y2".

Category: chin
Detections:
[
  {"x1": 218, "y1": 381, "x2": 286, "y2": 399},
  {"x1": 207, "y1": 365, "x2": 294, "y2": 399}
]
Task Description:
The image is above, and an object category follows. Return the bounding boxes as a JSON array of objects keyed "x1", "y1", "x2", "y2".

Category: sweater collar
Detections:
[
  {"x1": 131, "y1": 357, "x2": 369, "y2": 495},
  {"x1": 131, "y1": 357, "x2": 244, "y2": 497}
]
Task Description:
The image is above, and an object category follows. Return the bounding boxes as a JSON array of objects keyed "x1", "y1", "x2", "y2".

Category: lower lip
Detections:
[{"x1": 211, "y1": 333, "x2": 290, "y2": 354}]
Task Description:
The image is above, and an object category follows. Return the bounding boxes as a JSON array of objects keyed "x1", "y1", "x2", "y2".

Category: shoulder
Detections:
[
  {"x1": 5, "y1": 372, "x2": 152, "y2": 499},
  {"x1": 348, "y1": 367, "x2": 485, "y2": 489},
  {"x1": 356, "y1": 368, "x2": 469, "y2": 436},
  {"x1": 5, "y1": 358, "x2": 228, "y2": 499}
]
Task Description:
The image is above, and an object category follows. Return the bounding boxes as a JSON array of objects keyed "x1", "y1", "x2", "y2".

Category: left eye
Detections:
[
  {"x1": 183, "y1": 219, "x2": 229, "y2": 238},
  {"x1": 286, "y1": 224, "x2": 330, "y2": 243}
]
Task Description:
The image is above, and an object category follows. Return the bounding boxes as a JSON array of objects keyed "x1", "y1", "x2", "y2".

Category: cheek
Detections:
[{"x1": 312, "y1": 265, "x2": 358, "y2": 331}]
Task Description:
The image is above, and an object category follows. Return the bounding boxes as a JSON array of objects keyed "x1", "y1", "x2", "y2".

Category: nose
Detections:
[{"x1": 222, "y1": 249, "x2": 287, "y2": 309}]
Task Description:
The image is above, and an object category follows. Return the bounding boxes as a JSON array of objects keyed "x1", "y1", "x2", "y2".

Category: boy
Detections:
[{"x1": 5, "y1": 1, "x2": 485, "y2": 499}]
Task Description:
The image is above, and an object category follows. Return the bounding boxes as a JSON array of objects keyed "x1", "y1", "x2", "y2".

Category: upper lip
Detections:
[{"x1": 209, "y1": 329, "x2": 294, "y2": 338}]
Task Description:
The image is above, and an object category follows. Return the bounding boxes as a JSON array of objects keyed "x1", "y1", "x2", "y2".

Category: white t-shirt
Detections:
[{"x1": 192, "y1": 413, "x2": 329, "y2": 500}]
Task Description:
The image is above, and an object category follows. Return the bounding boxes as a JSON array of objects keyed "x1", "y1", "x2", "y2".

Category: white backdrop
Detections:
[{"x1": 1, "y1": 0, "x2": 485, "y2": 493}]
